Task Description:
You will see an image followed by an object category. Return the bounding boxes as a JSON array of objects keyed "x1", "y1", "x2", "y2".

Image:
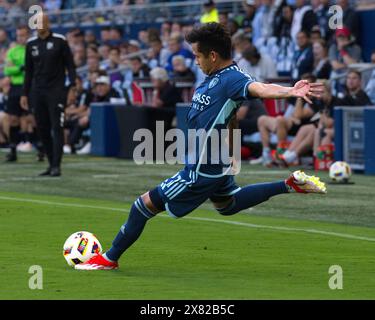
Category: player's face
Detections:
[{"x1": 191, "y1": 43, "x2": 213, "y2": 75}]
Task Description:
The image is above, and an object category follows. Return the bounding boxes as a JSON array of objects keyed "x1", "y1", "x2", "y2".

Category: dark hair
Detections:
[
  {"x1": 301, "y1": 73, "x2": 317, "y2": 83},
  {"x1": 242, "y1": 45, "x2": 261, "y2": 61},
  {"x1": 16, "y1": 25, "x2": 29, "y2": 32},
  {"x1": 347, "y1": 69, "x2": 362, "y2": 79},
  {"x1": 130, "y1": 56, "x2": 142, "y2": 63},
  {"x1": 110, "y1": 46, "x2": 120, "y2": 53},
  {"x1": 185, "y1": 23, "x2": 232, "y2": 59}
]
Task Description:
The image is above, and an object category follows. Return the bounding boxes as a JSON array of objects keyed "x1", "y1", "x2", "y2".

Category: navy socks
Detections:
[
  {"x1": 105, "y1": 198, "x2": 155, "y2": 262},
  {"x1": 217, "y1": 181, "x2": 288, "y2": 216}
]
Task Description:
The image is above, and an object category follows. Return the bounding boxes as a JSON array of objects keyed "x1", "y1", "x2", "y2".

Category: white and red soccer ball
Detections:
[{"x1": 63, "y1": 231, "x2": 102, "y2": 267}]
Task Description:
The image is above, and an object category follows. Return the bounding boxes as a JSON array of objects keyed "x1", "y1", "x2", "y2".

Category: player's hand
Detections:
[
  {"x1": 290, "y1": 80, "x2": 324, "y2": 104},
  {"x1": 20, "y1": 96, "x2": 29, "y2": 111}
]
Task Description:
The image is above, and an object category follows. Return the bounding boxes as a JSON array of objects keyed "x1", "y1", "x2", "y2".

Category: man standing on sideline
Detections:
[
  {"x1": 4, "y1": 25, "x2": 29, "y2": 162},
  {"x1": 21, "y1": 13, "x2": 76, "y2": 177}
]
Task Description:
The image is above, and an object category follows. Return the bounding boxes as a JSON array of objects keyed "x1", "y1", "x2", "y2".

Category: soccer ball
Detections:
[
  {"x1": 329, "y1": 161, "x2": 352, "y2": 183},
  {"x1": 63, "y1": 231, "x2": 102, "y2": 267}
]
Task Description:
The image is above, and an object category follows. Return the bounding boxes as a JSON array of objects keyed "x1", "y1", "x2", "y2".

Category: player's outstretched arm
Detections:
[{"x1": 248, "y1": 80, "x2": 323, "y2": 104}]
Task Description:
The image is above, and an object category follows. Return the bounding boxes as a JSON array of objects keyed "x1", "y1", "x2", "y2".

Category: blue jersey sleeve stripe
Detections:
[{"x1": 243, "y1": 80, "x2": 254, "y2": 98}]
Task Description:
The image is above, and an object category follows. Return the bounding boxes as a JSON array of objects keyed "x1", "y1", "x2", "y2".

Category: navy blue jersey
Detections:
[{"x1": 185, "y1": 63, "x2": 256, "y2": 177}]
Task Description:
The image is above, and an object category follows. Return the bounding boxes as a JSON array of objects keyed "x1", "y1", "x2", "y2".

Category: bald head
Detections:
[{"x1": 36, "y1": 12, "x2": 50, "y2": 38}]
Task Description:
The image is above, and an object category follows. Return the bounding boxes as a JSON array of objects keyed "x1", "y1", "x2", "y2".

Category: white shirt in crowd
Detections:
[{"x1": 238, "y1": 54, "x2": 277, "y2": 82}]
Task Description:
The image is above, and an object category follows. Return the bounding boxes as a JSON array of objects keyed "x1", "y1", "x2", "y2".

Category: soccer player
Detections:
[
  {"x1": 76, "y1": 23, "x2": 326, "y2": 270},
  {"x1": 20, "y1": 13, "x2": 76, "y2": 177}
]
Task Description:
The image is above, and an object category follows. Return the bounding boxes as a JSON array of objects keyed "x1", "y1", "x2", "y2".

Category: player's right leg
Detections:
[{"x1": 75, "y1": 190, "x2": 164, "y2": 270}]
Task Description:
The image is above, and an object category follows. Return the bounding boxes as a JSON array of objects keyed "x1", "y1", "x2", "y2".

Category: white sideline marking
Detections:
[
  {"x1": 0, "y1": 195, "x2": 375, "y2": 243},
  {"x1": 92, "y1": 174, "x2": 120, "y2": 179}
]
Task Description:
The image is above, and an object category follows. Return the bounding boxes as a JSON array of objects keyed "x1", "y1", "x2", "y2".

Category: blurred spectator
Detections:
[
  {"x1": 103, "y1": 47, "x2": 123, "y2": 84},
  {"x1": 252, "y1": 0, "x2": 275, "y2": 44},
  {"x1": 257, "y1": 73, "x2": 317, "y2": 166},
  {"x1": 129, "y1": 56, "x2": 150, "y2": 79},
  {"x1": 232, "y1": 31, "x2": 252, "y2": 62},
  {"x1": 200, "y1": 0, "x2": 219, "y2": 24},
  {"x1": 277, "y1": 79, "x2": 336, "y2": 166},
  {"x1": 329, "y1": 27, "x2": 361, "y2": 72},
  {"x1": 138, "y1": 30, "x2": 149, "y2": 49},
  {"x1": 339, "y1": 70, "x2": 372, "y2": 105},
  {"x1": 337, "y1": 0, "x2": 360, "y2": 43},
  {"x1": 290, "y1": 0, "x2": 317, "y2": 43},
  {"x1": 171, "y1": 55, "x2": 196, "y2": 82},
  {"x1": 128, "y1": 39, "x2": 142, "y2": 54},
  {"x1": 241, "y1": 0, "x2": 257, "y2": 37},
  {"x1": 64, "y1": 76, "x2": 93, "y2": 154},
  {"x1": 315, "y1": 0, "x2": 333, "y2": 40},
  {"x1": 238, "y1": 45, "x2": 277, "y2": 82},
  {"x1": 171, "y1": 22, "x2": 183, "y2": 34},
  {"x1": 365, "y1": 50, "x2": 375, "y2": 104},
  {"x1": 95, "y1": 0, "x2": 115, "y2": 8},
  {"x1": 86, "y1": 44, "x2": 100, "y2": 60},
  {"x1": 160, "y1": 21, "x2": 172, "y2": 47},
  {"x1": 84, "y1": 30, "x2": 99, "y2": 47},
  {"x1": 0, "y1": 28, "x2": 10, "y2": 65},
  {"x1": 109, "y1": 27, "x2": 123, "y2": 46},
  {"x1": 73, "y1": 44, "x2": 86, "y2": 68},
  {"x1": 147, "y1": 36, "x2": 170, "y2": 69},
  {"x1": 310, "y1": 25, "x2": 323, "y2": 43},
  {"x1": 43, "y1": 0, "x2": 62, "y2": 13},
  {"x1": 237, "y1": 98, "x2": 267, "y2": 139},
  {"x1": 165, "y1": 32, "x2": 194, "y2": 72},
  {"x1": 92, "y1": 75, "x2": 121, "y2": 102},
  {"x1": 219, "y1": 11, "x2": 230, "y2": 30},
  {"x1": 99, "y1": 43, "x2": 111, "y2": 61},
  {"x1": 273, "y1": 4, "x2": 294, "y2": 40},
  {"x1": 312, "y1": 39, "x2": 331, "y2": 79},
  {"x1": 150, "y1": 67, "x2": 181, "y2": 108},
  {"x1": 291, "y1": 30, "x2": 314, "y2": 82},
  {"x1": 100, "y1": 27, "x2": 112, "y2": 44}
]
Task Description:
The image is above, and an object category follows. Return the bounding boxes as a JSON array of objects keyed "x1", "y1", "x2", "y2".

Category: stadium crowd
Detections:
[{"x1": 0, "y1": 0, "x2": 374, "y2": 169}]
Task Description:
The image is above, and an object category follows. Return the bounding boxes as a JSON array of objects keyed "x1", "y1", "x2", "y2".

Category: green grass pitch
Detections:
[{"x1": 0, "y1": 153, "x2": 375, "y2": 299}]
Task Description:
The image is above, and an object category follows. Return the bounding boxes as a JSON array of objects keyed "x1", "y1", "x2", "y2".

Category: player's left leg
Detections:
[{"x1": 212, "y1": 171, "x2": 326, "y2": 216}]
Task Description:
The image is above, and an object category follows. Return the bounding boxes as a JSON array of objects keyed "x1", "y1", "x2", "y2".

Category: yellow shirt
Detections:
[{"x1": 200, "y1": 8, "x2": 219, "y2": 24}]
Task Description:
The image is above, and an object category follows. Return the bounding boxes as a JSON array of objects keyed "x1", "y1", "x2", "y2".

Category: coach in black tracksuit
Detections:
[{"x1": 21, "y1": 14, "x2": 76, "y2": 177}]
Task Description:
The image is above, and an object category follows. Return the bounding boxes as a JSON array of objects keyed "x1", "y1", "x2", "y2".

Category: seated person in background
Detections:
[
  {"x1": 329, "y1": 28, "x2": 361, "y2": 72},
  {"x1": 73, "y1": 75, "x2": 121, "y2": 155},
  {"x1": 231, "y1": 31, "x2": 251, "y2": 63},
  {"x1": 171, "y1": 55, "x2": 196, "y2": 82},
  {"x1": 147, "y1": 36, "x2": 170, "y2": 69},
  {"x1": 257, "y1": 74, "x2": 318, "y2": 166},
  {"x1": 291, "y1": 31, "x2": 314, "y2": 83},
  {"x1": 64, "y1": 76, "x2": 93, "y2": 154},
  {"x1": 312, "y1": 39, "x2": 331, "y2": 80},
  {"x1": 150, "y1": 67, "x2": 182, "y2": 109},
  {"x1": 129, "y1": 56, "x2": 150, "y2": 80},
  {"x1": 339, "y1": 70, "x2": 372, "y2": 106},
  {"x1": 92, "y1": 75, "x2": 121, "y2": 103},
  {"x1": 237, "y1": 98, "x2": 267, "y2": 140},
  {"x1": 165, "y1": 32, "x2": 194, "y2": 73},
  {"x1": 280, "y1": 80, "x2": 338, "y2": 166},
  {"x1": 103, "y1": 46, "x2": 123, "y2": 84},
  {"x1": 237, "y1": 45, "x2": 277, "y2": 82},
  {"x1": 365, "y1": 50, "x2": 375, "y2": 105}
]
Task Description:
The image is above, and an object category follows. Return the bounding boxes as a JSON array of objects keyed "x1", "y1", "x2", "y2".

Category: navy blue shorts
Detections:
[{"x1": 157, "y1": 168, "x2": 241, "y2": 218}]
